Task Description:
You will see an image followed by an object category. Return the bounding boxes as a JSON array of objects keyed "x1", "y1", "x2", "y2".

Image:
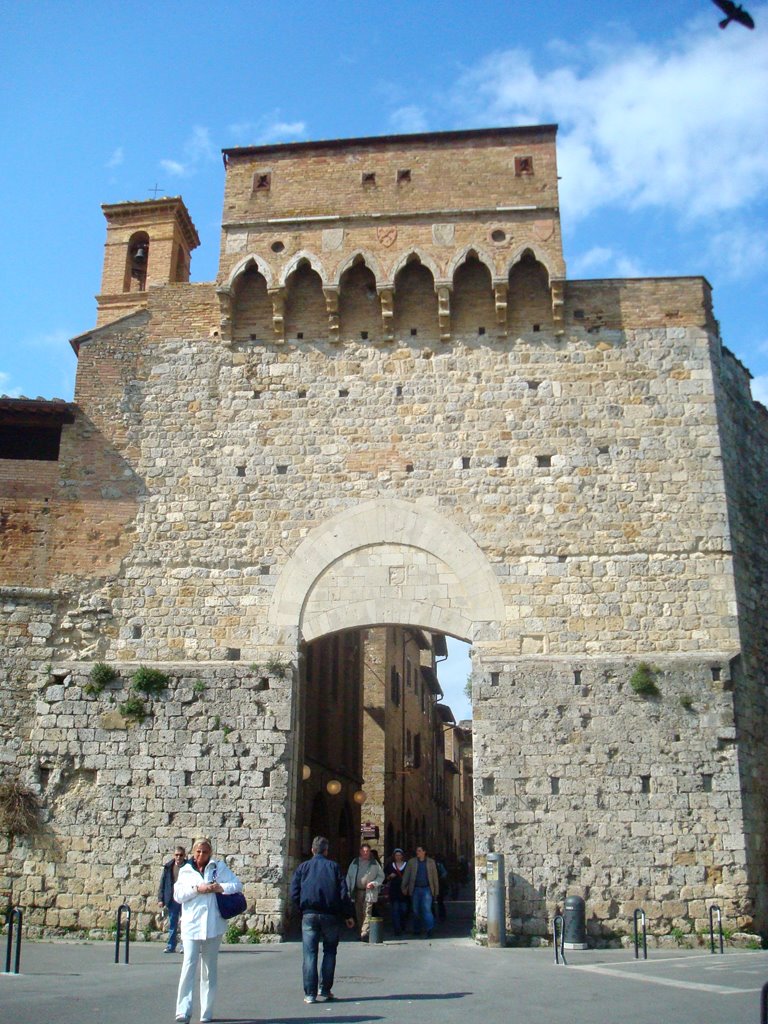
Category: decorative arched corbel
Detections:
[
  {"x1": 323, "y1": 287, "x2": 340, "y2": 341},
  {"x1": 493, "y1": 280, "x2": 508, "y2": 331},
  {"x1": 551, "y1": 279, "x2": 565, "y2": 333},
  {"x1": 268, "y1": 286, "x2": 286, "y2": 343},
  {"x1": 378, "y1": 287, "x2": 394, "y2": 342},
  {"x1": 436, "y1": 283, "x2": 452, "y2": 342},
  {"x1": 216, "y1": 286, "x2": 233, "y2": 345}
]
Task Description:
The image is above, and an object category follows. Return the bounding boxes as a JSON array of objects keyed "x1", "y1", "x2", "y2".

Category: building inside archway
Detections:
[{"x1": 298, "y1": 627, "x2": 473, "y2": 875}]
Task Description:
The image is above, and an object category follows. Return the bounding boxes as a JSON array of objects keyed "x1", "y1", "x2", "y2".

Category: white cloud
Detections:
[
  {"x1": 160, "y1": 125, "x2": 217, "y2": 178},
  {"x1": 227, "y1": 114, "x2": 306, "y2": 146},
  {"x1": 571, "y1": 245, "x2": 645, "y2": 278},
  {"x1": 389, "y1": 105, "x2": 429, "y2": 134},
  {"x1": 0, "y1": 372, "x2": 22, "y2": 398},
  {"x1": 160, "y1": 158, "x2": 187, "y2": 177},
  {"x1": 451, "y1": 15, "x2": 768, "y2": 221},
  {"x1": 106, "y1": 146, "x2": 124, "y2": 169},
  {"x1": 705, "y1": 222, "x2": 768, "y2": 281},
  {"x1": 752, "y1": 375, "x2": 768, "y2": 405}
]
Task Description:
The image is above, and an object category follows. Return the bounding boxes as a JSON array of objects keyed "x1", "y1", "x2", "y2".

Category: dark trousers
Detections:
[
  {"x1": 301, "y1": 912, "x2": 340, "y2": 997},
  {"x1": 390, "y1": 896, "x2": 409, "y2": 934}
]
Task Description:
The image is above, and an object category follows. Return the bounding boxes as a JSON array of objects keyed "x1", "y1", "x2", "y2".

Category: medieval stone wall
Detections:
[
  {"x1": 472, "y1": 656, "x2": 747, "y2": 939},
  {"x1": 1, "y1": 127, "x2": 766, "y2": 942},
  {"x1": 709, "y1": 343, "x2": 768, "y2": 932},
  {"x1": 2, "y1": 660, "x2": 293, "y2": 935}
]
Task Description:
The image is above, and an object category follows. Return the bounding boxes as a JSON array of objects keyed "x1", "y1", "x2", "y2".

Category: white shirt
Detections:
[{"x1": 174, "y1": 858, "x2": 243, "y2": 940}]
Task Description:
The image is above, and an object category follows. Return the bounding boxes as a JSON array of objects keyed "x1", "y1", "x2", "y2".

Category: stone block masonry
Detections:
[
  {"x1": 2, "y1": 661, "x2": 294, "y2": 936},
  {"x1": 1, "y1": 125, "x2": 766, "y2": 942}
]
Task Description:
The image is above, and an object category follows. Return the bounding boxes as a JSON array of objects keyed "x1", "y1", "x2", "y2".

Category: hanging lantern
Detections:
[
  {"x1": 302, "y1": 764, "x2": 311, "y2": 781},
  {"x1": 353, "y1": 789, "x2": 366, "y2": 805},
  {"x1": 326, "y1": 779, "x2": 342, "y2": 795}
]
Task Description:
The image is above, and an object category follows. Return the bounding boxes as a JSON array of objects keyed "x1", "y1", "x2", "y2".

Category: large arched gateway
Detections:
[{"x1": 1, "y1": 126, "x2": 766, "y2": 944}]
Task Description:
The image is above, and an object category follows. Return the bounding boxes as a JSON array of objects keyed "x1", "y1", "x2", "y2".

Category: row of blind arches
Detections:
[{"x1": 231, "y1": 251, "x2": 554, "y2": 343}]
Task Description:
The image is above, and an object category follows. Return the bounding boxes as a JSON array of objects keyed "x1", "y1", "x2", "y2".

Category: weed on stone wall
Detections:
[
  {"x1": 630, "y1": 662, "x2": 660, "y2": 697},
  {"x1": 84, "y1": 662, "x2": 118, "y2": 696},
  {"x1": 119, "y1": 694, "x2": 147, "y2": 723},
  {"x1": 0, "y1": 775, "x2": 41, "y2": 837},
  {"x1": 131, "y1": 666, "x2": 170, "y2": 695},
  {"x1": 265, "y1": 656, "x2": 289, "y2": 679},
  {"x1": 224, "y1": 921, "x2": 245, "y2": 943}
]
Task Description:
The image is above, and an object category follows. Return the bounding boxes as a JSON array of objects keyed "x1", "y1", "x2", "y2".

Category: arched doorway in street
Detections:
[{"x1": 272, "y1": 498, "x2": 502, "y2": 934}]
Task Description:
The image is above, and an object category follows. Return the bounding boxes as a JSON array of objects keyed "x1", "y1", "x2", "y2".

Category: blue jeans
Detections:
[
  {"x1": 166, "y1": 899, "x2": 181, "y2": 950},
  {"x1": 301, "y1": 913, "x2": 340, "y2": 996},
  {"x1": 411, "y1": 887, "x2": 435, "y2": 934}
]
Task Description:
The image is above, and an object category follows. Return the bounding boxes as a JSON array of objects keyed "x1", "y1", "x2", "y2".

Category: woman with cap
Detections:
[{"x1": 385, "y1": 848, "x2": 409, "y2": 937}]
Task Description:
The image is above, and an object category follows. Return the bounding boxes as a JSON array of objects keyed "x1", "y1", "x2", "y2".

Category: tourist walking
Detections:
[
  {"x1": 346, "y1": 842, "x2": 385, "y2": 941},
  {"x1": 290, "y1": 835, "x2": 355, "y2": 1004},
  {"x1": 401, "y1": 844, "x2": 439, "y2": 937},
  {"x1": 157, "y1": 845, "x2": 186, "y2": 953},
  {"x1": 173, "y1": 837, "x2": 243, "y2": 1024},
  {"x1": 385, "y1": 848, "x2": 409, "y2": 936}
]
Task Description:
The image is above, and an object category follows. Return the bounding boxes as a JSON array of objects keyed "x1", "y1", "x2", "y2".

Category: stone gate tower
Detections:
[{"x1": 1, "y1": 126, "x2": 767, "y2": 944}]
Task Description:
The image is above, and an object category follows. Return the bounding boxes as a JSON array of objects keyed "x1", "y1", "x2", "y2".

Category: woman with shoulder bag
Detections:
[{"x1": 173, "y1": 837, "x2": 244, "y2": 1024}]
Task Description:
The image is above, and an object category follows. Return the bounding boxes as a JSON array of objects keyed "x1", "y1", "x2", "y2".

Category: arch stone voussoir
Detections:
[
  {"x1": 269, "y1": 498, "x2": 504, "y2": 642},
  {"x1": 223, "y1": 253, "x2": 275, "y2": 291}
]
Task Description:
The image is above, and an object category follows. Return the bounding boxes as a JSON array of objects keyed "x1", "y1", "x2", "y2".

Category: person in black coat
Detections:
[
  {"x1": 157, "y1": 846, "x2": 186, "y2": 952},
  {"x1": 290, "y1": 836, "x2": 355, "y2": 1004}
]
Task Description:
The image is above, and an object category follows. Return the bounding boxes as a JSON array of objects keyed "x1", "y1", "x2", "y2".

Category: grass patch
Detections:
[
  {"x1": 84, "y1": 662, "x2": 118, "y2": 696},
  {"x1": 630, "y1": 662, "x2": 660, "y2": 697},
  {"x1": 131, "y1": 666, "x2": 170, "y2": 696},
  {"x1": 119, "y1": 695, "x2": 148, "y2": 722}
]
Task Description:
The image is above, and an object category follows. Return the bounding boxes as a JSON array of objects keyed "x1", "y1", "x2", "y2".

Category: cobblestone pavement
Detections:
[{"x1": 2, "y1": 937, "x2": 768, "y2": 1024}]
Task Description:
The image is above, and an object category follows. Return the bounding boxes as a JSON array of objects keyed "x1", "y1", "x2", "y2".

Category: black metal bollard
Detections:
[
  {"x1": 553, "y1": 913, "x2": 566, "y2": 965},
  {"x1": 563, "y1": 895, "x2": 587, "y2": 950},
  {"x1": 633, "y1": 908, "x2": 647, "y2": 960},
  {"x1": 709, "y1": 905, "x2": 723, "y2": 955},
  {"x1": 114, "y1": 904, "x2": 131, "y2": 965},
  {"x1": 4, "y1": 906, "x2": 22, "y2": 975}
]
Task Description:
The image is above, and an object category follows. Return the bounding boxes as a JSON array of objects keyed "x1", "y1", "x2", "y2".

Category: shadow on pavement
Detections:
[
  {"x1": 339, "y1": 992, "x2": 471, "y2": 1002},
  {"x1": 214, "y1": 1018, "x2": 383, "y2": 1023}
]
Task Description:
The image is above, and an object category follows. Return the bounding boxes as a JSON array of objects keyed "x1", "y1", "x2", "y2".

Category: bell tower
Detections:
[{"x1": 96, "y1": 197, "x2": 200, "y2": 326}]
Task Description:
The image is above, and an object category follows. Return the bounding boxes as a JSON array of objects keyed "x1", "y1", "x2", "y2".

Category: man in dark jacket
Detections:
[
  {"x1": 157, "y1": 846, "x2": 186, "y2": 952},
  {"x1": 290, "y1": 836, "x2": 355, "y2": 1004}
]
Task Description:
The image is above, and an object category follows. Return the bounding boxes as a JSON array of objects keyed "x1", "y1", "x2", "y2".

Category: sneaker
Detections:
[
  {"x1": 319, "y1": 991, "x2": 336, "y2": 1001},
  {"x1": 175, "y1": 1016, "x2": 189, "y2": 1023},
  {"x1": 304, "y1": 995, "x2": 316, "y2": 1004},
  {"x1": 164, "y1": 946, "x2": 175, "y2": 953}
]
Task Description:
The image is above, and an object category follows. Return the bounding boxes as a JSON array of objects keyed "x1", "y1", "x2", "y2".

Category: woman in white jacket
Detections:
[{"x1": 173, "y1": 837, "x2": 243, "y2": 1024}]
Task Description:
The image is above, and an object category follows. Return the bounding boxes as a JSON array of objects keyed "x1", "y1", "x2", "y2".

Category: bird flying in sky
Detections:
[{"x1": 712, "y1": 0, "x2": 756, "y2": 29}]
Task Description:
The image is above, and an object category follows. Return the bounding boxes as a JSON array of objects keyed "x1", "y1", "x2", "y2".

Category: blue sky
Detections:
[{"x1": 2, "y1": 0, "x2": 767, "y2": 718}]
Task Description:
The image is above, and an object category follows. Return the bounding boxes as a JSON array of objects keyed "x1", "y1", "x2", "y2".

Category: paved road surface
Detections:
[{"x1": 2, "y1": 936, "x2": 767, "y2": 1024}]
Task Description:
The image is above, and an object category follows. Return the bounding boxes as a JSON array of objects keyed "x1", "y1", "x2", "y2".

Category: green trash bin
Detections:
[{"x1": 368, "y1": 917, "x2": 384, "y2": 944}]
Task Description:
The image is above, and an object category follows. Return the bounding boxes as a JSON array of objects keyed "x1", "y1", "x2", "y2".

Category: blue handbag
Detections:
[{"x1": 211, "y1": 862, "x2": 246, "y2": 919}]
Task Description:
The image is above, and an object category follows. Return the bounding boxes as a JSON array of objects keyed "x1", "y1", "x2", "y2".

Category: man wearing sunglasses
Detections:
[{"x1": 158, "y1": 846, "x2": 187, "y2": 952}]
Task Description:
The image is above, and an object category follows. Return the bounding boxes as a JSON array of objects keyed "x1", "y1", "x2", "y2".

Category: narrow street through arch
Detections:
[{"x1": 294, "y1": 625, "x2": 475, "y2": 938}]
